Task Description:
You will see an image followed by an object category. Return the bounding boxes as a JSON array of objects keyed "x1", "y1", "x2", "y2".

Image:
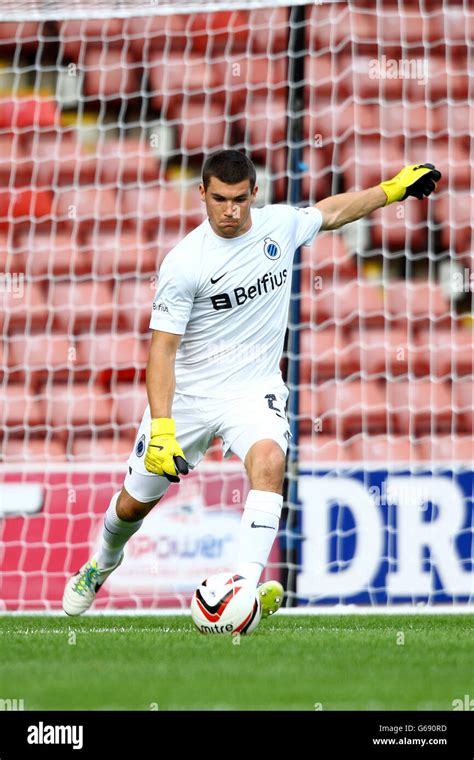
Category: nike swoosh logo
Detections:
[
  {"x1": 251, "y1": 521, "x2": 275, "y2": 530},
  {"x1": 149, "y1": 445, "x2": 164, "y2": 450},
  {"x1": 210, "y1": 272, "x2": 227, "y2": 284}
]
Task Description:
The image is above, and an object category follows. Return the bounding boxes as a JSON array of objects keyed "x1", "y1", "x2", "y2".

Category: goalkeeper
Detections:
[{"x1": 63, "y1": 152, "x2": 441, "y2": 616}]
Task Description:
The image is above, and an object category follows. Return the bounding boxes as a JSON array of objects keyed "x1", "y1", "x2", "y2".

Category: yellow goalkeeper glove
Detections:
[
  {"x1": 380, "y1": 163, "x2": 441, "y2": 205},
  {"x1": 144, "y1": 417, "x2": 189, "y2": 483}
]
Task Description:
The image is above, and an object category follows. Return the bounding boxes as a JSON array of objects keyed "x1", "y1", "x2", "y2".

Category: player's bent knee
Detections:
[{"x1": 244, "y1": 440, "x2": 286, "y2": 491}]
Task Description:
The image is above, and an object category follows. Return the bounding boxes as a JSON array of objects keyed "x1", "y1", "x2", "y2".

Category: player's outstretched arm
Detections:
[
  {"x1": 144, "y1": 329, "x2": 189, "y2": 483},
  {"x1": 315, "y1": 162, "x2": 441, "y2": 231}
]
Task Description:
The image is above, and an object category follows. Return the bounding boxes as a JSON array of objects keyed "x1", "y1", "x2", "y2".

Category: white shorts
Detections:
[{"x1": 124, "y1": 378, "x2": 290, "y2": 503}]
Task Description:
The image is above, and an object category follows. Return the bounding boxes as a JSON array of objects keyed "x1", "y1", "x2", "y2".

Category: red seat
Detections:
[
  {"x1": 149, "y1": 53, "x2": 214, "y2": 112},
  {"x1": 188, "y1": 11, "x2": 250, "y2": 55},
  {"x1": 299, "y1": 328, "x2": 360, "y2": 383},
  {"x1": 416, "y1": 328, "x2": 474, "y2": 379},
  {"x1": 32, "y1": 137, "x2": 97, "y2": 188},
  {"x1": 376, "y1": 9, "x2": 428, "y2": 50},
  {"x1": 447, "y1": 104, "x2": 474, "y2": 151},
  {"x1": 297, "y1": 434, "x2": 356, "y2": 462},
  {"x1": 300, "y1": 280, "x2": 385, "y2": 328},
  {"x1": 305, "y1": 55, "x2": 337, "y2": 99},
  {"x1": 0, "y1": 234, "x2": 25, "y2": 274},
  {"x1": 441, "y1": 8, "x2": 474, "y2": 47},
  {"x1": 298, "y1": 386, "x2": 320, "y2": 435},
  {"x1": 120, "y1": 185, "x2": 203, "y2": 235},
  {"x1": 18, "y1": 232, "x2": 92, "y2": 278},
  {"x1": 97, "y1": 138, "x2": 160, "y2": 186},
  {"x1": 0, "y1": 189, "x2": 52, "y2": 231},
  {"x1": 43, "y1": 384, "x2": 114, "y2": 441},
  {"x1": 300, "y1": 232, "x2": 356, "y2": 278},
  {"x1": 58, "y1": 18, "x2": 123, "y2": 61},
  {"x1": 304, "y1": 101, "x2": 378, "y2": 146},
  {"x1": 71, "y1": 437, "x2": 134, "y2": 461},
  {"x1": 170, "y1": 100, "x2": 228, "y2": 154},
  {"x1": 452, "y1": 380, "x2": 474, "y2": 433},
  {"x1": 7, "y1": 335, "x2": 72, "y2": 388},
  {"x1": 384, "y1": 281, "x2": 451, "y2": 329},
  {"x1": 211, "y1": 54, "x2": 287, "y2": 110},
  {"x1": 409, "y1": 55, "x2": 469, "y2": 103},
  {"x1": 434, "y1": 192, "x2": 473, "y2": 253},
  {"x1": 76, "y1": 334, "x2": 147, "y2": 384},
  {"x1": 352, "y1": 435, "x2": 423, "y2": 463},
  {"x1": 387, "y1": 380, "x2": 453, "y2": 435},
  {"x1": 352, "y1": 327, "x2": 430, "y2": 379},
  {"x1": 316, "y1": 380, "x2": 387, "y2": 436},
  {"x1": 124, "y1": 15, "x2": 187, "y2": 58},
  {"x1": 0, "y1": 282, "x2": 48, "y2": 333},
  {"x1": 340, "y1": 140, "x2": 402, "y2": 192},
  {"x1": 249, "y1": 8, "x2": 288, "y2": 53},
  {"x1": 419, "y1": 435, "x2": 474, "y2": 462},
  {"x1": 0, "y1": 135, "x2": 32, "y2": 187},
  {"x1": 49, "y1": 281, "x2": 114, "y2": 333},
  {"x1": 0, "y1": 383, "x2": 46, "y2": 435},
  {"x1": 0, "y1": 22, "x2": 42, "y2": 51},
  {"x1": 116, "y1": 280, "x2": 155, "y2": 334},
  {"x1": 52, "y1": 188, "x2": 117, "y2": 232},
  {"x1": 84, "y1": 49, "x2": 139, "y2": 101},
  {"x1": 0, "y1": 96, "x2": 58, "y2": 131},
  {"x1": 112, "y1": 382, "x2": 148, "y2": 434},
  {"x1": 307, "y1": 3, "x2": 352, "y2": 52},
  {"x1": 369, "y1": 200, "x2": 427, "y2": 252},
  {"x1": 1, "y1": 438, "x2": 66, "y2": 462},
  {"x1": 238, "y1": 96, "x2": 287, "y2": 159},
  {"x1": 90, "y1": 232, "x2": 156, "y2": 276},
  {"x1": 376, "y1": 104, "x2": 447, "y2": 142},
  {"x1": 408, "y1": 138, "x2": 470, "y2": 189}
]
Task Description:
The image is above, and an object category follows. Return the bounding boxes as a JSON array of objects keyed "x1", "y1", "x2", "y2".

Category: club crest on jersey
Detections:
[
  {"x1": 135, "y1": 433, "x2": 146, "y2": 458},
  {"x1": 263, "y1": 237, "x2": 281, "y2": 260}
]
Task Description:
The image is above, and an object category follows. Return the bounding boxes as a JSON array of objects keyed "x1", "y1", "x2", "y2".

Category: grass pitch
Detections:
[{"x1": 0, "y1": 614, "x2": 472, "y2": 711}]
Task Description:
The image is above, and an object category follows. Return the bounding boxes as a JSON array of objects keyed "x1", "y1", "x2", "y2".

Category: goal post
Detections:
[{"x1": 0, "y1": 0, "x2": 473, "y2": 612}]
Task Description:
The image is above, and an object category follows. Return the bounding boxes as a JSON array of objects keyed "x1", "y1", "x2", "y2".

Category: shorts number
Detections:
[{"x1": 265, "y1": 393, "x2": 286, "y2": 420}]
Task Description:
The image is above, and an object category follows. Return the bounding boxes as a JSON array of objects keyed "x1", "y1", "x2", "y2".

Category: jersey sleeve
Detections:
[
  {"x1": 291, "y1": 206, "x2": 323, "y2": 247},
  {"x1": 149, "y1": 252, "x2": 196, "y2": 335}
]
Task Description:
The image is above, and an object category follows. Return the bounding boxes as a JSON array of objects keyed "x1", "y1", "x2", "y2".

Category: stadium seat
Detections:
[
  {"x1": 0, "y1": 234, "x2": 25, "y2": 274},
  {"x1": 97, "y1": 138, "x2": 160, "y2": 186},
  {"x1": 452, "y1": 380, "x2": 474, "y2": 434},
  {"x1": 0, "y1": 135, "x2": 32, "y2": 187},
  {"x1": 0, "y1": 96, "x2": 58, "y2": 132},
  {"x1": 376, "y1": 103, "x2": 447, "y2": 142},
  {"x1": 31, "y1": 137, "x2": 97, "y2": 188},
  {"x1": 447, "y1": 104, "x2": 474, "y2": 151},
  {"x1": 0, "y1": 189, "x2": 53, "y2": 231},
  {"x1": 48, "y1": 281, "x2": 114, "y2": 333},
  {"x1": 434, "y1": 192, "x2": 473, "y2": 253},
  {"x1": 170, "y1": 100, "x2": 228, "y2": 154},
  {"x1": 58, "y1": 19, "x2": 124, "y2": 61},
  {"x1": 418, "y1": 435, "x2": 474, "y2": 463},
  {"x1": 304, "y1": 101, "x2": 378, "y2": 146},
  {"x1": 149, "y1": 53, "x2": 215, "y2": 112},
  {"x1": 299, "y1": 328, "x2": 360, "y2": 383},
  {"x1": 84, "y1": 49, "x2": 140, "y2": 101},
  {"x1": 305, "y1": 55, "x2": 338, "y2": 99},
  {"x1": 1, "y1": 438, "x2": 66, "y2": 462},
  {"x1": 89, "y1": 232, "x2": 156, "y2": 276},
  {"x1": 249, "y1": 7, "x2": 288, "y2": 53},
  {"x1": 307, "y1": 3, "x2": 352, "y2": 52},
  {"x1": 351, "y1": 327, "x2": 430, "y2": 379},
  {"x1": 71, "y1": 437, "x2": 134, "y2": 461},
  {"x1": 0, "y1": 22, "x2": 42, "y2": 51},
  {"x1": 52, "y1": 188, "x2": 118, "y2": 232},
  {"x1": 7, "y1": 334, "x2": 72, "y2": 388},
  {"x1": 300, "y1": 279, "x2": 385, "y2": 328},
  {"x1": 352, "y1": 435, "x2": 423, "y2": 463},
  {"x1": 112, "y1": 382, "x2": 148, "y2": 435},
  {"x1": 408, "y1": 138, "x2": 470, "y2": 189},
  {"x1": 43, "y1": 384, "x2": 114, "y2": 441},
  {"x1": 120, "y1": 185, "x2": 203, "y2": 235},
  {"x1": 17, "y1": 232, "x2": 92, "y2": 278},
  {"x1": 0, "y1": 383, "x2": 46, "y2": 436},
  {"x1": 409, "y1": 55, "x2": 470, "y2": 103},
  {"x1": 124, "y1": 15, "x2": 187, "y2": 58},
  {"x1": 340, "y1": 140, "x2": 403, "y2": 192},
  {"x1": 297, "y1": 433, "x2": 356, "y2": 463},
  {"x1": 442, "y1": 8, "x2": 474, "y2": 48},
  {"x1": 76, "y1": 333, "x2": 148, "y2": 384},
  {"x1": 384, "y1": 281, "x2": 452, "y2": 330},
  {"x1": 416, "y1": 328, "x2": 474, "y2": 379},
  {"x1": 116, "y1": 280, "x2": 155, "y2": 335},
  {"x1": 369, "y1": 200, "x2": 427, "y2": 252},
  {"x1": 187, "y1": 11, "x2": 250, "y2": 55},
  {"x1": 210, "y1": 54, "x2": 287, "y2": 110},
  {"x1": 317, "y1": 380, "x2": 387, "y2": 436},
  {"x1": 386, "y1": 380, "x2": 453, "y2": 435},
  {"x1": 300, "y1": 232, "x2": 356, "y2": 278},
  {"x1": 0, "y1": 282, "x2": 48, "y2": 333},
  {"x1": 238, "y1": 96, "x2": 287, "y2": 160}
]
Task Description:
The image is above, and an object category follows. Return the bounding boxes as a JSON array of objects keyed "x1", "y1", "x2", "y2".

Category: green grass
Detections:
[{"x1": 0, "y1": 615, "x2": 472, "y2": 711}]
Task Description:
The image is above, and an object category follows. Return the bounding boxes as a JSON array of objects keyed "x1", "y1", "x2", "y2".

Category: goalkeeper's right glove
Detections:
[
  {"x1": 380, "y1": 163, "x2": 441, "y2": 205},
  {"x1": 144, "y1": 417, "x2": 189, "y2": 483}
]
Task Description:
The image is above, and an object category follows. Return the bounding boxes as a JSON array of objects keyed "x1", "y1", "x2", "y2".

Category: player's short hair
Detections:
[{"x1": 202, "y1": 150, "x2": 256, "y2": 192}]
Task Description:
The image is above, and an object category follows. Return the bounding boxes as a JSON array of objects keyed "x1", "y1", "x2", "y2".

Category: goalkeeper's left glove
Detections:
[
  {"x1": 144, "y1": 417, "x2": 189, "y2": 483},
  {"x1": 380, "y1": 163, "x2": 441, "y2": 205}
]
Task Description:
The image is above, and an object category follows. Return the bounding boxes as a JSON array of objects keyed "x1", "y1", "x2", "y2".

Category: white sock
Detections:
[
  {"x1": 96, "y1": 492, "x2": 143, "y2": 569},
  {"x1": 236, "y1": 489, "x2": 283, "y2": 587}
]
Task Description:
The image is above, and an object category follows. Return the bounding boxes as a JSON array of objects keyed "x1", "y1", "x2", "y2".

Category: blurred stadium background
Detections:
[{"x1": 0, "y1": 0, "x2": 473, "y2": 612}]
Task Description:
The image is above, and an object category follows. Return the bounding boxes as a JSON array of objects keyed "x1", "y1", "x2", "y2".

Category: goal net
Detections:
[{"x1": 0, "y1": 0, "x2": 472, "y2": 612}]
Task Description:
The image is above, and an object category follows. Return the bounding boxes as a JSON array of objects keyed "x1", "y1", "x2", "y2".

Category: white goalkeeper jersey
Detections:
[{"x1": 149, "y1": 203, "x2": 323, "y2": 397}]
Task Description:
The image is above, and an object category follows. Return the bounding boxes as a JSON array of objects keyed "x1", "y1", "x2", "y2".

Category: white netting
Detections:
[{"x1": 0, "y1": 1, "x2": 472, "y2": 610}]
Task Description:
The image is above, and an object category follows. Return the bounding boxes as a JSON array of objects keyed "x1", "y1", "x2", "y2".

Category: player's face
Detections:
[{"x1": 199, "y1": 177, "x2": 258, "y2": 238}]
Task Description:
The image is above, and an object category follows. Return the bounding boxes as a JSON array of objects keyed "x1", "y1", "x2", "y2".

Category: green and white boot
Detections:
[
  {"x1": 62, "y1": 555, "x2": 123, "y2": 616},
  {"x1": 258, "y1": 580, "x2": 284, "y2": 618}
]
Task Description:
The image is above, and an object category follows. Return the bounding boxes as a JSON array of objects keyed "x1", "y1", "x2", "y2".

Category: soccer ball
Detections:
[{"x1": 191, "y1": 572, "x2": 262, "y2": 635}]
